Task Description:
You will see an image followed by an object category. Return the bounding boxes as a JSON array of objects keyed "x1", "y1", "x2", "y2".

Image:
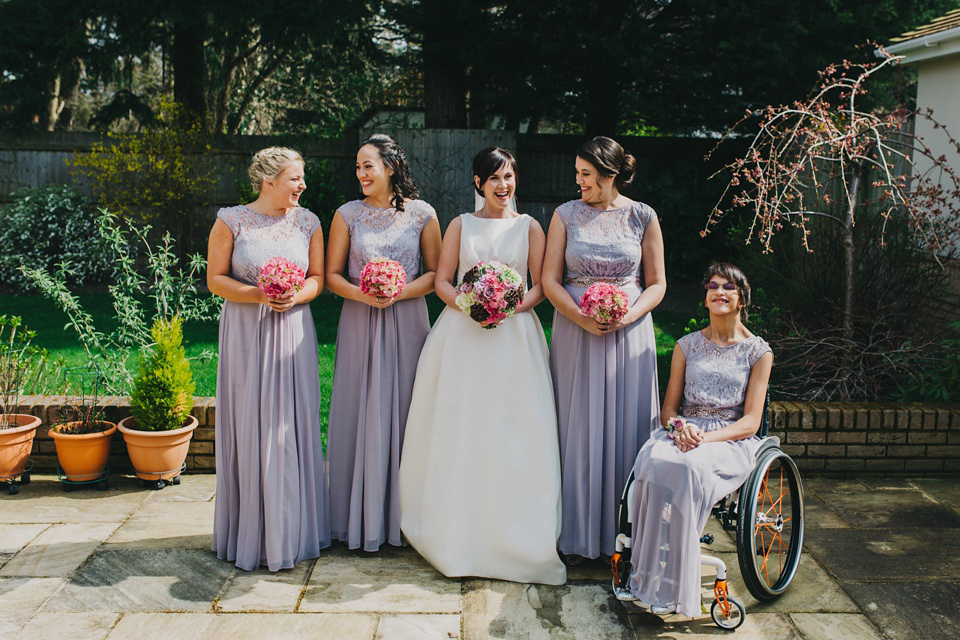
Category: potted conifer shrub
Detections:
[
  {"x1": 118, "y1": 316, "x2": 197, "y2": 490},
  {"x1": 0, "y1": 316, "x2": 46, "y2": 495}
]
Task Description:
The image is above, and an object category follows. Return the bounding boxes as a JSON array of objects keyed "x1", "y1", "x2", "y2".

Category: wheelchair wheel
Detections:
[
  {"x1": 736, "y1": 446, "x2": 804, "y2": 601},
  {"x1": 710, "y1": 596, "x2": 745, "y2": 630}
]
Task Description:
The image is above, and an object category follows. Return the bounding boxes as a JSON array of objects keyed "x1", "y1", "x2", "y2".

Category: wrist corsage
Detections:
[{"x1": 665, "y1": 416, "x2": 688, "y2": 438}]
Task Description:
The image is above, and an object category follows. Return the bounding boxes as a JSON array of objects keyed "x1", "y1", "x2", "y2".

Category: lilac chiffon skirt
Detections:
[
  {"x1": 327, "y1": 297, "x2": 430, "y2": 551},
  {"x1": 628, "y1": 422, "x2": 760, "y2": 617},
  {"x1": 550, "y1": 284, "x2": 660, "y2": 558},
  {"x1": 212, "y1": 300, "x2": 331, "y2": 571}
]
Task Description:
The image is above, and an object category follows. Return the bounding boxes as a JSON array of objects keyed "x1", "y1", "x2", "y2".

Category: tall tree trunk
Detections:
[
  {"x1": 55, "y1": 58, "x2": 84, "y2": 131},
  {"x1": 38, "y1": 75, "x2": 63, "y2": 131},
  {"x1": 421, "y1": 0, "x2": 467, "y2": 129},
  {"x1": 171, "y1": 9, "x2": 207, "y2": 127},
  {"x1": 838, "y1": 164, "x2": 860, "y2": 400}
]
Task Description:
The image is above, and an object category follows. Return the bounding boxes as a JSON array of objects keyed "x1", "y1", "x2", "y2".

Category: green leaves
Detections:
[{"x1": 129, "y1": 316, "x2": 195, "y2": 431}]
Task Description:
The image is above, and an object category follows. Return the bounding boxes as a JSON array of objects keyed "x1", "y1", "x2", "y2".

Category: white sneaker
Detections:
[
  {"x1": 651, "y1": 604, "x2": 677, "y2": 615},
  {"x1": 613, "y1": 585, "x2": 638, "y2": 602}
]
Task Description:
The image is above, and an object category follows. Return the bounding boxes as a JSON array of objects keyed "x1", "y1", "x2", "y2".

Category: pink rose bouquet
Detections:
[
  {"x1": 454, "y1": 261, "x2": 524, "y2": 329},
  {"x1": 257, "y1": 257, "x2": 306, "y2": 299},
  {"x1": 579, "y1": 282, "x2": 629, "y2": 324},
  {"x1": 360, "y1": 257, "x2": 407, "y2": 299}
]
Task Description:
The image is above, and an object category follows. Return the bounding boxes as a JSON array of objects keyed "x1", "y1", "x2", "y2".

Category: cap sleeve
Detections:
[
  {"x1": 337, "y1": 200, "x2": 361, "y2": 231},
  {"x1": 216, "y1": 206, "x2": 242, "y2": 237},
  {"x1": 676, "y1": 331, "x2": 698, "y2": 357},
  {"x1": 747, "y1": 337, "x2": 773, "y2": 368},
  {"x1": 636, "y1": 202, "x2": 657, "y2": 234},
  {"x1": 409, "y1": 200, "x2": 435, "y2": 234},
  {"x1": 555, "y1": 200, "x2": 578, "y2": 227},
  {"x1": 298, "y1": 209, "x2": 321, "y2": 238}
]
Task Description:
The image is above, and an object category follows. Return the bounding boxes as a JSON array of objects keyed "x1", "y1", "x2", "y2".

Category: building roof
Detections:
[
  {"x1": 886, "y1": 7, "x2": 960, "y2": 63},
  {"x1": 891, "y1": 8, "x2": 960, "y2": 42}
]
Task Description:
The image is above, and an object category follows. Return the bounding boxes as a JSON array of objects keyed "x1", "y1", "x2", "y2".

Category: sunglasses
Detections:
[{"x1": 705, "y1": 282, "x2": 737, "y2": 291}]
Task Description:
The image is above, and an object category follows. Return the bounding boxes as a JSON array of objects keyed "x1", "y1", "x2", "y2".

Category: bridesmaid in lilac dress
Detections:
[
  {"x1": 325, "y1": 134, "x2": 441, "y2": 551},
  {"x1": 208, "y1": 147, "x2": 330, "y2": 571},
  {"x1": 622, "y1": 263, "x2": 773, "y2": 616},
  {"x1": 543, "y1": 136, "x2": 666, "y2": 561}
]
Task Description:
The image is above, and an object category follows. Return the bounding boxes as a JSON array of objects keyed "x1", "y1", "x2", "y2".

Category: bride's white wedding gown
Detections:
[{"x1": 399, "y1": 212, "x2": 566, "y2": 585}]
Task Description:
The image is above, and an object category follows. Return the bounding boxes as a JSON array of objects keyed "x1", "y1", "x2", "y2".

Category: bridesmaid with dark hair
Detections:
[
  {"x1": 325, "y1": 133, "x2": 442, "y2": 551},
  {"x1": 543, "y1": 136, "x2": 666, "y2": 562}
]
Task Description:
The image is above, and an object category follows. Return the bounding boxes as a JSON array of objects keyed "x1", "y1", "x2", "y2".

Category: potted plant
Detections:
[
  {"x1": 0, "y1": 316, "x2": 46, "y2": 495},
  {"x1": 118, "y1": 316, "x2": 197, "y2": 490},
  {"x1": 49, "y1": 365, "x2": 116, "y2": 491}
]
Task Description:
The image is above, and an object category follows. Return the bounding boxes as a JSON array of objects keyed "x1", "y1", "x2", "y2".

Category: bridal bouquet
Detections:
[
  {"x1": 455, "y1": 261, "x2": 524, "y2": 329},
  {"x1": 579, "y1": 282, "x2": 629, "y2": 324},
  {"x1": 360, "y1": 257, "x2": 407, "y2": 299},
  {"x1": 258, "y1": 257, "x2": 306, "y2": 298}
]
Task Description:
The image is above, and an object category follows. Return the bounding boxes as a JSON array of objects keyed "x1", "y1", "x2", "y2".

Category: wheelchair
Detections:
[{"x1": 610, "y1": 401, "x2": 804, "y2": 630}]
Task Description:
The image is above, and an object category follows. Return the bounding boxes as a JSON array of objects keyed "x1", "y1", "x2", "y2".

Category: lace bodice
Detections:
[
  {"x1": 456, "y1": 213, "x2": 532, "y2": 283},
  {"x1": 677, "y1": 331, "x2": 771, "y2": 418},
  {"x1": 338, "y1": 200, "x2": 436, "y2": 284},
  {"x1": 217, "y1": 205, "x2": 320, "y2": 286},
  {"x1": 556, "y1": 200, "x2": 656, "y2": 288}
]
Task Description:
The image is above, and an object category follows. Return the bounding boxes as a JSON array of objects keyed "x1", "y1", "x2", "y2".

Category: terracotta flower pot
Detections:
[
  {"x1": 118, "y1": 415, "x2": 198, "y2": 482},
  {"x1": 49, "y1": 421, "x2": 117, "y2": 482},
  {"x1": 0, "y1": 414, "x2": 41, "y2": 478}
]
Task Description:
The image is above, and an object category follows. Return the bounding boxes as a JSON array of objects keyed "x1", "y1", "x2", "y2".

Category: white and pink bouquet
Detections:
[
  {"x1": 664, "y1": 416, "x2": 689, "y2": 437},
  {"x1": 455, "y1": 261, "x2": 524, "y2": 329},
  {"x1": 258, "y1": 257, "x2": 306, "y2": 299},
  {"x1": 360, "y1": 257, "x2": 407, "y2": 299},
  {"x1": 579, "y1": 282, "x2": 629, "y2": 324}
]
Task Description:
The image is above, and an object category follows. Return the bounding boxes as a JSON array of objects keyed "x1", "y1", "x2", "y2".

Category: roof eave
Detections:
[{"x1": 883, "y1": 25, "x2": 960, "y2": 64}]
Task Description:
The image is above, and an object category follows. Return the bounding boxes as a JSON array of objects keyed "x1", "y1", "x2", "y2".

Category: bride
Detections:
[{"x1": 399, "y1": 147, "x2": 566, "y2": 585}]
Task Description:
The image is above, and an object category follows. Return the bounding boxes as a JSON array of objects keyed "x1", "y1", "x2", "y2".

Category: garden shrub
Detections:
[
  {"x1": 130, "y1": 316, "x2": 195, "y2": 431},
  {"x1": 0, "y1": 185, "x2": 112, "y2": 289}
]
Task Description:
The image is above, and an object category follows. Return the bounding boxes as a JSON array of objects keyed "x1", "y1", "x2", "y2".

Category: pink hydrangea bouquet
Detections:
[
  {"x1": 257, "y1": 257, "x2": 306, "y2": 298},
  {"x1": 664, "y1": 416, "x2": 689, "y2": 437},
  {"x1": 579, "y1": 282, "x2": 629, "y2": 324},
  {"x1": 455, "y1": 261, "x2": 524, "y2": 329},
  {"x1": 360, "y1": 257, "x2": 407, "y2": 299}
]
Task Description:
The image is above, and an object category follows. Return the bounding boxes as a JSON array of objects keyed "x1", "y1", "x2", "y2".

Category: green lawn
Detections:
[{"x1": 0, "y1": 292, "x2": 692, "y2": 430}]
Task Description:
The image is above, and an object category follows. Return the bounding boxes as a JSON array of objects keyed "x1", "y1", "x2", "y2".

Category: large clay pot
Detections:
[
  {"x1": 118, "y1": 415, "x2": 198, "y2": 483},
  {"x1": 49, "y1": 421, "x2": 117, "y2": 482},
  {"x1": 0, "y1": 414, "x2": 41, "y2": 478}
]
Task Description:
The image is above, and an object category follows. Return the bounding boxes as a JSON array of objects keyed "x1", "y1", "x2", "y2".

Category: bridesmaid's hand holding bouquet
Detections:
[
  {"x1": 579, "y1": 283, "x2": 629, "y2": 326},
  {"x1": 455, "y1": 261, "x2": 524, "y2": 329},
  {"x1": 258, "y1": 257, "x2": 306, "y2": 311},
  {"x1": 360, "y1": 258, "x2": 407, "y2": 306}
]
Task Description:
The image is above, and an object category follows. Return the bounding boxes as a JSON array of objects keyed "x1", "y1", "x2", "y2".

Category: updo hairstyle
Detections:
[
  {"x1": 702, "y1": 262, "x2": 752, "y2": 322},
  {"x1": 248, "y1": 147, "x2": 304, "y2": 193},
  {"x1": 577, "y1": 136, "x2": 636, "y2": 190},
  {"x1": 360, "y1": 133, "x2": 418, "y2": 212},
  {"x1": 472, "y1": 147, "x2": 518, "y2": 196}
]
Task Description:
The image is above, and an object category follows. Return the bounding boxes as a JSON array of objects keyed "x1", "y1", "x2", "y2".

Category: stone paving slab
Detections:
[
  {"x1": 815, "y1": 489, "x2": 960, "y2": 529},
  {"x1": 15, "y1": 612, "x2": 120, "y2": 640},
  {"x1": 710, "y1": 551, "x2": 858, "y2": 613},
  {"x1": 301, "y1": 546, "x2": 461, "y2": 614},
  {"x1": 143, "y1": 473, "x2": 217, "y2": 503},
  {"x1": 841, "y1": 581, "x2": 960, "y2": 640},
  {"x1": 911, "y1": 477, "x2": 960, "y2": 514},
  {"x1": 44, "y1": 549, "x2": 233, "y2": 612},
  {"x1": 0, "y1": 577, "x2": 64, "y2": 638},
  {"x1": 463, "y1": 580, "x2": 630, "y2": 640},
  {"x1": 375, "y1": 614, "x2": 461, "y2": 639},
  {"x1": 104, "y1": 501, "x2": 213, "y2": 549},
  {"x1": 0, "y1": 524, "x2": 48, "y2": 554},
  {"x1": 217, "y1": 560, "x2": 311, "y2": 612},
  {"x1": 106, "y1": 613, "x2": 378, "y2": 640},
  {"x1": 799, "y1": 494, "x2": 850, "y2": 529},
  {"x1": 789, "y1": 612, "x2": 884, "y2": 640},
  {"x1": 628, "y1": 612, "x2": 801, "y2": 639},
  {"x1": 0, "y1": 523, "x2": 119, "y2": 577},
  {"x1": 0, "y1": 477, "x2": 148, "y2": 524},
  {"x1": 805, "y1": 528, "x2": 960, "y2": 581}
]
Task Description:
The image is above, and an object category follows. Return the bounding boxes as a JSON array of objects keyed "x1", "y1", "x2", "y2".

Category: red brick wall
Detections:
[{"x1": 8, "y1": 397, "x2": 960, "y2": 477}]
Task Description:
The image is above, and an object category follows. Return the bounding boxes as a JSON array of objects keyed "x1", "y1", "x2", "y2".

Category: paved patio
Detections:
[{"x1": 1, "y1": 474, "x2": 958, "y2": 640}]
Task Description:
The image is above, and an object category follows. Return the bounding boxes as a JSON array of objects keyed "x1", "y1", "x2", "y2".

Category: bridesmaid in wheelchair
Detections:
[{"x1": 617, "y1": 262, "x2": 773, "y2": 616}]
